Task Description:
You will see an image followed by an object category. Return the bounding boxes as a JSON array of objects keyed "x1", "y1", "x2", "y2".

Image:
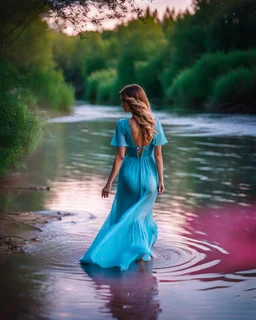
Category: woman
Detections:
[{"x1": 79, "y1": 84, "x2": 168, "y2": 271}]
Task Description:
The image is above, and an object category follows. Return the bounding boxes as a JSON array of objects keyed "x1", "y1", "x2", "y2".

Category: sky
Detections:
[
  {"x1": 138, "y1": 0, "x2": 193, "y2": 16},
  {"x1": 63, "y1": 0, "x2": 193, "y2": 34}
]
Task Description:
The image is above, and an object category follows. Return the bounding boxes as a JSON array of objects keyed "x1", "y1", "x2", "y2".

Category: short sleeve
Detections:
[
  {"x1": 153, "y1": 117, "x2": 168, "y2": 146},
  {"x1": 110, "y1": 119, "x2": 129, "y2": 147}
]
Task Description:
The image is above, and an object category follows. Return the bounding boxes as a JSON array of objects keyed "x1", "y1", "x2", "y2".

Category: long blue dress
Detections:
[{"x1": 79, "y1": 116, "x2": 168, "y2": 271}]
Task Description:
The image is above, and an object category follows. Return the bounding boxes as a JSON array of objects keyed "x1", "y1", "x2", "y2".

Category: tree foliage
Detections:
[
  {"x1": 167, "y1": 50, "x2": 256, "y2": 110},
  {"x1": 0, "y1": 61, "x2": 44, "y2": 176},
  {"x1": 0, "y1": 0, "x2": 147, "y2": 55},
  {"x1": 209, "y1": 68, "x2": 256, "y2": 111}
]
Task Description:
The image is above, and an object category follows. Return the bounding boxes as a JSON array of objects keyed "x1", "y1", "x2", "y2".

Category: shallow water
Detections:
[{"x1": 1, "y1": 104, "x2": 256, "y2": 319}]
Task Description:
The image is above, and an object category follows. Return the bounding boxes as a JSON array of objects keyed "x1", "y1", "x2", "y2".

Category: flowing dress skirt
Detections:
[{"x1": 79, "y1": 155, "x2": 159, "y2": 271}]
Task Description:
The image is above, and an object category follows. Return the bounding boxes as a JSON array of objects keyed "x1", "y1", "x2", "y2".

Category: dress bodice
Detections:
[
  {"x1": 126, "y1": 144, "x2": 154, "y2": 158},
  {"x1": 110, "y1": 116, "x2": 168, "y2": 158}
]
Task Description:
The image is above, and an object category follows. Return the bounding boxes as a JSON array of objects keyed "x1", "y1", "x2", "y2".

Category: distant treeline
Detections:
[
  {"x1": 51, "y1": 0, "x2": 256, "y2": 112},
  {"x1": 2, "y1": 0, "x2": 256, "y2": 114}
]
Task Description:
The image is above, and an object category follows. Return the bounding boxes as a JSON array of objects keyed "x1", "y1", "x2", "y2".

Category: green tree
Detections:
[
  {"x1": 115, "y1": 7, "x2": 166, "y2": 91},
  {"x1": 0, "y1": 61, "x2": 44, "y2": 176}
]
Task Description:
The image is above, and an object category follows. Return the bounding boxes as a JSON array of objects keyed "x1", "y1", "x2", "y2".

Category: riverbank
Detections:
[
  {"x1": 0, "y1": 174, "x2": 73, "y2": 258},
  {"x1": 0, "y1": 99, "x2": 76, "y2": 259},
  {"x1": 0, "y1": 210, "x2": 72, "y2": 258}
]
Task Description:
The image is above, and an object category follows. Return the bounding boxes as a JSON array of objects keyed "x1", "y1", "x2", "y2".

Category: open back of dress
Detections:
[{"x1": 127, "y1": 118, "x2": 153, "y2": 157}]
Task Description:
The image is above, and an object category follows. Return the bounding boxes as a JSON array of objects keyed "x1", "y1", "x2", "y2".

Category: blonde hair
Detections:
[{"x1": 119, "y1": 84, "x2": 156, "y2": 143}]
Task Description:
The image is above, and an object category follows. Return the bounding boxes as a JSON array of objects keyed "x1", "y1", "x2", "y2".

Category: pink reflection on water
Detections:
[{"x1": 187, "y1": 203, "x2": 256, "y2": 274}]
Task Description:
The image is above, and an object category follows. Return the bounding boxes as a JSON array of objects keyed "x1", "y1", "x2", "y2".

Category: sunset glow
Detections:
[{"x1": 63, "y1": 0, "x2": 193, "y2": 34}]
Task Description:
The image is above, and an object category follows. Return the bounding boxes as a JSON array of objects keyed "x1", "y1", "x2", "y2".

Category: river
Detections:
[{"x1": 0, "y1": 103, "x2": 256, "y2": 319}]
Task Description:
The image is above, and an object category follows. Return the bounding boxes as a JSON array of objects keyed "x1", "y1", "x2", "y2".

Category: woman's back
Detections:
[
  {"x1": 111, "y1": 117, "x2": 167, "y2": 158},
  {"x1": 128, "y1": 118, "x2": 152, "y2": 147},
  {"x1": 128, "y1": 118, "x2": 153, "y2": 157}
]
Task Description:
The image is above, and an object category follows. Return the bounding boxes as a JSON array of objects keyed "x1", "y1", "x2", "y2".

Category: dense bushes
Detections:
[
  {"x1": 85, "y1": 68, "x2": 117, "y2": 104},
  {"x1": 25, "y1": 67, "x2": 75, "y2": 111},
  {"x1": 209, "y1": 68, "x2": 256, "y2": 111},
  {"x1": 135, "y1": 54, "x2": 165, "y2": 100},
  {"x1": 0, "y1": 18, "x2": 76, "y2": 176},
  {"x1": 166, "y1": 50, "x2": 256, "y2": 109},
  {"x1": 6, "y1": 19, "x2": 75, "y2": 112},
  {"x1": 0, "y1": 62, "x2": 44, "y2": 176}
]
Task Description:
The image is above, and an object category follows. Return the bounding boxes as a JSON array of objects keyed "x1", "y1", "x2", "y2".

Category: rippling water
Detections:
[{"x1": 1, "y1": 103, "x2": 256, "y2": 319}]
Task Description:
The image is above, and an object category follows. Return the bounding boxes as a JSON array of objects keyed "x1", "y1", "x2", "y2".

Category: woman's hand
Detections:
[
  {"x1": 158, "y1": 181, "x2": 165, "y2": 195},
  {"x1": 102, "y1": 182, "x2": 112, "y2": 198}
]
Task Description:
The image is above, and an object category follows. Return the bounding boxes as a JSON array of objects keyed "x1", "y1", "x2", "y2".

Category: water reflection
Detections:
[
  {"x1": 1, "y1": 106, "x2": 256, "y2": 319},
  {"x1": 0, "y1": 254, "x2": 53, "y2": 320},
  {"x1": 1, "y1": 111, "x2": 256, "y2": 213},
  {"x1": 81, "y1": 262, "x2": 161, "y2": 320}
]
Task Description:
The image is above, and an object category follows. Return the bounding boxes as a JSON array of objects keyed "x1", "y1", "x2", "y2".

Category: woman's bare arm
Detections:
[
  {"x1": 102, "y1": 147, "x2": 126, "y2": 198},
  {"x1": 154, "y1": 146, "x2": 165, "y2": 195}
]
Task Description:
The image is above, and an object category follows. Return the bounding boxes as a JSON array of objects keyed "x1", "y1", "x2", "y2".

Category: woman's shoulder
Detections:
[
  {"x1": 152, "y1": 114, "x2": 160, "y2": 120},
  {"x1": 114, "y1": 118, "x2": 127, "y2": 128},
  {"x1": 152, "y1": 115, "x2": 161, "y2": 125},
  {"x1": 114, "y1": 118, "x2": 128, "y2": 131},
  {"x1": 116, "y1": 118, "x2": 127, "y2": 124}
]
